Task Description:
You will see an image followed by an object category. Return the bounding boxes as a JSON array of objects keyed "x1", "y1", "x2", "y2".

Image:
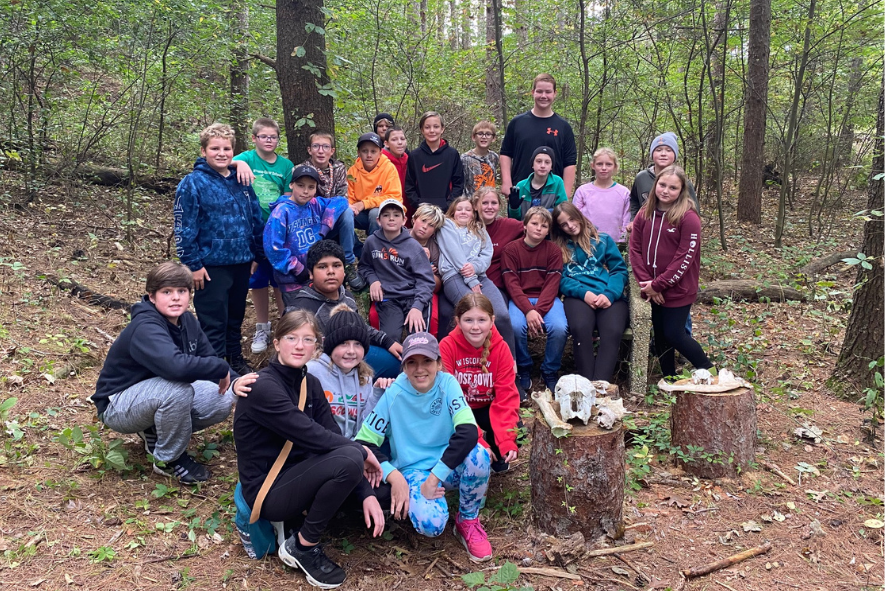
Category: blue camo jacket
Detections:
[{"x1": 174, "y1": 158, "x2": 265, "y2": 271}]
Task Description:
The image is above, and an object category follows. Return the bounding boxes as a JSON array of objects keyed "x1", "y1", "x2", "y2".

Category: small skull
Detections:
[
  {"x1": 596, "y1": 407, "x2": 617, "y2": 429},
  {"x1": 691, "y1": 368, "x2": 713, "y2": 385},
  {"x1": 554, "y1": 374, "x2": 596, "y2": 424}
]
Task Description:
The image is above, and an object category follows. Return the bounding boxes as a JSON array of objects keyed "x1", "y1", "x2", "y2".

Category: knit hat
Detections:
[
  {"x1": 531, "y1": 146, "x2": 556, "y2": 169},
  {"x1": 649, "y1": 132, "x2": 679, "y2": 160},
  {"x1": 323, "y1": 306, "x2": 370, "y2": 355},
  {"x1": 373, "y1": 113, "x2": 395, "y2": 130}
]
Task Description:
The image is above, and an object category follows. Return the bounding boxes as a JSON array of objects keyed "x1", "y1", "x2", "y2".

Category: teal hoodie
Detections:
[
  {"x1": 355, "y1": 371, "x2": 476, "y2": 483},
  {"x1": 559, "y1": 233, "x2": 628, "y2": 303},
  {"x1": 509, "y1": 172, "x2": 568, "y2": 219}
]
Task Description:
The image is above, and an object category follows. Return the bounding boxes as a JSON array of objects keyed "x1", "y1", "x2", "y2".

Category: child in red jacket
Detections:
[
  {"x1": 628, "y1": 165, "x2": 713, "y2": 379},
  {"x1": 440, "y1": 293, "x2": 520, "y2": 474}
]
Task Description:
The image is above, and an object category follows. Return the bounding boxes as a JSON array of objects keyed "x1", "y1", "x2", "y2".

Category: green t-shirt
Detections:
[{"x1": 233, "y1": 150, "x2": 294, "y2": 221}]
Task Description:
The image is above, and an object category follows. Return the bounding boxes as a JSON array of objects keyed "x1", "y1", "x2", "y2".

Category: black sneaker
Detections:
[
  {"x1": 153, "y1": 452, "x2": 210, "y2": 483},
  {"x1": 137, "y1": 426, "x2": 157, "y2": 455},
  {"x1": 226, "y1": 353, "x2": 254, "y2": 375},
  {"x1": 491, "y1": 458, "x2": 510, "y2": 473},
  {"x1": 345, "y1": 263, "x2": 366, "y2": 292},
  {"x1": 278, "y1": 535, "x2": 346, "y2": 589}
]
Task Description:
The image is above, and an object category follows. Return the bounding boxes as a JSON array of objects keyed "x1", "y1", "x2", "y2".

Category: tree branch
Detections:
[{"x1": 248, "y1": 53, "x2": 277, "y2": 71}]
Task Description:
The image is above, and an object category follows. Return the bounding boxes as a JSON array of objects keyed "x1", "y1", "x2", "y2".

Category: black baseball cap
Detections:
[
  {"x1": 291, "y1": 164, "x2": 320, "y2": 183},
  {"x1": 357, "y1": 132, "x2": 384, "y2": 149}
]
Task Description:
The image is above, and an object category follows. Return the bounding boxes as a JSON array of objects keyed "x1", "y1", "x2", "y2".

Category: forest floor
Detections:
[{"x1": 0, "y1": 170, "x2": 882, "y2": 591}]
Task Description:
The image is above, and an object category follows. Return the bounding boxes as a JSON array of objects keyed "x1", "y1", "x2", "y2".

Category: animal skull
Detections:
[
  {"x1": 691, "y1": 368, "x2": 712, "y2": 385},
  {"x1": 554, "y1": 374, "x2": 597, "y2": 424},
  {"x1": 594, "y1": 396, "x2": 630, "y2": 430},
  {"x1": 596, "y1": 407, "x2": 618, "y2": 429}
]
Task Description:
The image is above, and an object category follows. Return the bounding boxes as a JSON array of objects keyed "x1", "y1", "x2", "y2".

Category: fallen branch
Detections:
[
  {"x1": 799, "y1": 251, "x2": 856, "y2": 277},
  {"x1": 144, "y1": 552, "x2": 199, "y2": 564},
  {"x1": 519, "y1": 566, "x2": 582, "y2": 580},
  {"x1": 696, "y1": 280, "x2": 806, "y2": 304},
  {"x1": 762, "y1": 461, "x2": 795, "y2": 486},
  {"x1": 680, "y1": 542, "x2": 773, "y2": 579},
  {"x1": 585, "y1": 541, "x2": 654, "y2": 558},
  {"x1": 42, "y1": 273, "x2": 130, "y2": 310}
]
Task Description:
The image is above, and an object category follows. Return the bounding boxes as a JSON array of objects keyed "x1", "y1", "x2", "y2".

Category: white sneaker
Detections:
[{"x1": 251, "y1": 323, "x2": 271, "y2": 353}]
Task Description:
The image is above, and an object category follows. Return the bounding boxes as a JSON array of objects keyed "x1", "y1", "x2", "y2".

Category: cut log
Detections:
[
  {"x1": 696, "y1": 280, "x2": 806, "y2": 304},
  {"x1": 670, "y1": 387, "x2": 757, "y2": 478},
  {"x1": 530, "y1": 416, "x2": 625, "y2": 539},
  {"x1": 42, "y1": 274, "x2": 131, "y2": 311},
  {"x1": 799, "y1": 250, "x2": 856, "y2": 277}
]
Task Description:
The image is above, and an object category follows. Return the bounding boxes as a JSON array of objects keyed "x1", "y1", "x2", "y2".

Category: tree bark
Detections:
[
  {"x1": 670, "y1": 387, "x2": 757, "y2": 478},
  {"x1": 696, "y1": 280, "x2": 806, "y2": 303},
  {"x1": 830, "y1": 82, "x2": 884, "y2": 395},
  {"x1": 461, "y1": 0, "x2": 472, "y2": 50},
  {"x1": 530, "y1": 417, "x2": 625, "y2": 540},
  {"x1": 276, "y1": 0, "x2": 335, "y2": 160},
  {"x1": 230, "y1": 1, "x2": 250, "y2": 154},
  {"x1": 737, "y1": 0, "x2": 771, "y2": 224}
]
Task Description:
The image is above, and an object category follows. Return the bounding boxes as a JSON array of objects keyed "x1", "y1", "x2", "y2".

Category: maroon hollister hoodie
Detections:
[{"x1": 628, "y1": 208, "x2": 701, "y2": 307}]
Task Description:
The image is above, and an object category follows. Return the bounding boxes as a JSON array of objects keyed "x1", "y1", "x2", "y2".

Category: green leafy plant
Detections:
[
  {"x1": 54, "y1": 425, "x2": 130, "y2": 473},
  {"x1": 462, "y1": 561, "x2": 532, "y2": 591},
  {"x1": 87, "y1": 545, "x2": 116, "y2": 563}
]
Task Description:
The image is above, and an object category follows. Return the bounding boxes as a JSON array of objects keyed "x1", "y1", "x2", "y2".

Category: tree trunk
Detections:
[
  {"x1": 485, "y1": 0, "x2": 505, "y2": 124},
  {"x1": 514, "y1": 0, "x2": 528, "y2": 49},
  {"x1": 449, "y1": 0, "x2": 458, "y2": 50},
  {"x1": 530, "y1": 417, "x2": 625, "y2": 539},
  {"x1": 276, "y1": 0, "x2": 335, "y2": 161},
  {"x1": 702, "y1": 2, "x2": 727, "y2": 199},
  {"x1": 670, "y1": 387, "x2": 757, "y2": 478},
  {"x1": 830, "y1": 82, "x2": 884, "y2": 396},
  {"x1": 230, "y1": 2, "x2": 250, "y2": 154},
  {"x1": 461, "y1": 0, "x2": 472, "y2": 50},
  {"x1": 696, "y1": 280, "x2": 806, "y2": 303}
]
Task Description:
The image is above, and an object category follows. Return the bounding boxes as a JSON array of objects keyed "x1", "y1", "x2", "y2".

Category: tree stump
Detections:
[
  {"x1": 670, "y1": 387, "x2": 757, "y2": 478},
  {"x1": 530, "y1": 416, "x2": 625, "y2": 540}
]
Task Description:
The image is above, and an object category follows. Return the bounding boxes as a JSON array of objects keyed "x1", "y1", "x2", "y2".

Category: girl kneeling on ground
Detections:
[
  {"x1": 440, "y1": 293, "x2": 521, "y2": 473},
  {"x1": 551, "y1": 202, "x2": 629, "y2": 382},
  {"x1": 356, "y1": 332, "x2": 494, "y2": 563},
  {"x1": 234, "y1": 310, "x2": 385, "y2": 589}
]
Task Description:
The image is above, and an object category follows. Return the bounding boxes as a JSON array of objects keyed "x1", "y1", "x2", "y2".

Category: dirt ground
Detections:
[{"x1": 0, "y1": 171, "x2": 882, "y2": 591}]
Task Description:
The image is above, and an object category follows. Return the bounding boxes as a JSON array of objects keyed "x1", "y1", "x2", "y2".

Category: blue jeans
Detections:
[
  {"x1": 326, "y1": 208, "x2": 356, "y2": 264},
  {"x1": 365, "y1": 344, "x2": 400, "y2": 379},
  {"x1": 509, "y1": 297, "x2": 568, "y2": 374},
  {"x1": 354, "y1": 207, "x2": 380, "y2": 235}
]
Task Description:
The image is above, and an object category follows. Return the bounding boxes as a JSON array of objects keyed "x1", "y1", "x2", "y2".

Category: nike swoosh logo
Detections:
[{"x1": 422, "y1": 163, "x2": 443, "y2": 173}]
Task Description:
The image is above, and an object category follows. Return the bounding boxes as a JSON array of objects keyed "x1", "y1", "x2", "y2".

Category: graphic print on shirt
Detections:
[
  {"x1": 452, "y1": 356, "x2": 495, "y2": 404},
  {"x1": 422, "y1": 163, "x2": 443, "y2": 173},
  {"x1": 325, "y1": 389, "x2": 367, "y2": 418},
  {"x1": 284, "y1": 217, "x2": 318, "y2": 251}
]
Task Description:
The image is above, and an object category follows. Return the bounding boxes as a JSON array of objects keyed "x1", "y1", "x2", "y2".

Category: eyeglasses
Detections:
[
  {"x1": 256, "y1": 135, "x2": 279, "y2": 141},
  {"x1": 475, "y1": 132, "x2": 495, "y2": 138},
  {"x1": 311, "y1": 143, "x2": 333, "y2": 151},
  {"x1": 281, "y1": 335, "x2": 318, "y2": 345}
]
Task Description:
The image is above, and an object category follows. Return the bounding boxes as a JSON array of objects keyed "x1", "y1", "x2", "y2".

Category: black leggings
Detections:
[
  {"x1": 261, "y1": 446, "x2": 364, "y2": 544},
  {"x1": 472, "y1": 405, "x2": 523, "y2": 462},
  {"x1": 563, "y1": 297, "x2": 629, "y2": 381},
  {"x1": 650, "y1": 303, "x2": 713, "y2": 378}
]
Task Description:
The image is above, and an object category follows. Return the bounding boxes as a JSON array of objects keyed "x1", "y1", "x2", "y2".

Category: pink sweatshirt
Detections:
[{"x1": 573, "y1": 181, "x2": 631, "y2": 243}]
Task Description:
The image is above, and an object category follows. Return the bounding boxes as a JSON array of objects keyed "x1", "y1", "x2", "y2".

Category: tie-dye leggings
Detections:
[{"x1": 401, "y1": 443, "x2": 490, "y2": 537}]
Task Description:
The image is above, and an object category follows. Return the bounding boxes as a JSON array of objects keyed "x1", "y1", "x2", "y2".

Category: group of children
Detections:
[{"x1": 91, "y1": 70, "x2": 717, "y2": 588}]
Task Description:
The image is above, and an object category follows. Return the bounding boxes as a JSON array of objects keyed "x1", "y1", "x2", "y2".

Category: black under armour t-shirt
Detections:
[{"x1": 500, "y1": 110, "x2": 577, "y2": 184}]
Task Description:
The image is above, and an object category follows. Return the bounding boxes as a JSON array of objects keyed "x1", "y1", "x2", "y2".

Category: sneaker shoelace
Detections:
[{"x1": 460, "y1": 518, "x2": 488, "y2": 544}]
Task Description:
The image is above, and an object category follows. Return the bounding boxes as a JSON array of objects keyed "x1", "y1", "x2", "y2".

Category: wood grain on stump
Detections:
[
  {"x1": 530, "y1": 416, "x2": 625, "y2": 540},
  {"x1": 670, "y1": 387, "x2": 756, "y2": 478}
]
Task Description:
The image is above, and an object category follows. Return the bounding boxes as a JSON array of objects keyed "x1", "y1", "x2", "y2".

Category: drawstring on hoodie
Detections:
[{"x1": 645, "y1": 210, "x2": 666, "y2": 277}]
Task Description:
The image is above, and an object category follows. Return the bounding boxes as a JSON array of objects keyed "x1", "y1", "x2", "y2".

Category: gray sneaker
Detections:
[{"x1": 251, "y1": 323, "x2": 271, "y2": 354}]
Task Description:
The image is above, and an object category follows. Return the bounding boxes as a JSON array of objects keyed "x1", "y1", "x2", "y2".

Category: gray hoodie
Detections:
[
  {"x1": 357, "y1": 227, "x2": 435, "y2": 310},
  {"x1": 437, "y1": 218, "x2": 493, "y2": 288},
  {"x1": 307, "y1": 354, "x2": 383, "y2": 439},
  {"x1": 629, "y1": 165, "x2": 700, "y2": 219}
]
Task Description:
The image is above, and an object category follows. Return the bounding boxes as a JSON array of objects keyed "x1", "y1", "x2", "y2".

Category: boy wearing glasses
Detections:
[
  {"x1": 301, "y1": 131, "x2": 348, "y2": 200},
  {"x1": 233, "y1": 118, "x2": 292, "y2": 355},
  {"x1": 461, "y1": 121, "x2": 500, "y2": 197}
]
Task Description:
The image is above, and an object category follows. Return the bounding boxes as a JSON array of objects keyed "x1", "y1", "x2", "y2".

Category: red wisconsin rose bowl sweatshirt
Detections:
[{"x1": 440, "y1": 324, "x2": 519, "y2": 456}]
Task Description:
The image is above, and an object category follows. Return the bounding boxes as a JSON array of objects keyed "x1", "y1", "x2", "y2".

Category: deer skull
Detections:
[{"x1": 554, "y1": 374, "x2": 598, "y2": 424}]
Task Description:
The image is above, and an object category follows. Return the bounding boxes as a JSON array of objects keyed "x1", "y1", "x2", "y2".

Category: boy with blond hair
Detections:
[
  {"x1": 461, "y1": 121, "x2": 500, "y2": 197},
  {"x1": 232, "y1": 117, "x2": 292, "y2": 354},
  {"x1": 174, "y1": 123, "x2": 265, "y2": 374}
]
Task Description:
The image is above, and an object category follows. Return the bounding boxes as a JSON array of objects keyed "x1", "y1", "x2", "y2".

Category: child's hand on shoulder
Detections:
[
  {"x1": 370, "y1": 281, "x2": 384, "y2": 301},
  {"x1": 233, "y1": 160, "x2": 255, "y2": 185},
  {"x1": 233, "y1": 372, "x2": 260, "y2": 397},
  {"x1": 373, "y1": 377, "x2": 395, "y2": 390}
]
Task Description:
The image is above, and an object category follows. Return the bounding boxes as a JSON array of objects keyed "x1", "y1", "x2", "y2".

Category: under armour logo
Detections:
[{"x1": 546, "y1": 128, "x2": 558, "y2": 136}]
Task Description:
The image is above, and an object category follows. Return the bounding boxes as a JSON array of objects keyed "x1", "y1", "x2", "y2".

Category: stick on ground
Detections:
[
  {"x1": 681, "y1": 542, "x2": 773, "y2": 579},
  {"x1": 585, "y1": 541, "x2": 654, "y2": 558}
]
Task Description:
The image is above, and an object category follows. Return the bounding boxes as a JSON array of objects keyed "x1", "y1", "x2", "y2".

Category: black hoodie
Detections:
[
  {"x1": 91, "y1": 297, "x2": 232, "y2": 416},
  {"x1": 404, "y1": 139, "x2": 464, "y2": 211}
]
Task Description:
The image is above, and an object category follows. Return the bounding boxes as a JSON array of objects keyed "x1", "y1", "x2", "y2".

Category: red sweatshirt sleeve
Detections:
[
  {"x1": 488, "y1": 341, "x2": 519, "y2": 456},
  {"x1": 628, "y1": 212, "x2": 653, "y2": 283},
  {"x1": 501, "y1": 243, "x2": 534, "y2": 315},
  {"x1": 534, "y1": 243, "x2": 563, "y2": 316},
  {"x1": 650, "y1": 211, "x2": 702, "y2": 294}
]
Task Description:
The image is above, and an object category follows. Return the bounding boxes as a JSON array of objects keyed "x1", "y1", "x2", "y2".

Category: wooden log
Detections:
[
  {"x1": 696, "y1": 280, "x2": 806, "y2": 304},
  {"x1": 799, "y1": 251, "x2": 856, "y2": 277},
  {"x1": 530, "y1": 416, "x2": 625, "y2": 539},
  {"x1": 670, "y1": 387, "x2": 756, "y2": 478}
]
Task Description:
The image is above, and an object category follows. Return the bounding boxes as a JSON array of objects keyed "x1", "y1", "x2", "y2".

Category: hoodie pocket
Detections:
[{"x1": 206, "y1": 237, "x2": 253, "y2": 265}]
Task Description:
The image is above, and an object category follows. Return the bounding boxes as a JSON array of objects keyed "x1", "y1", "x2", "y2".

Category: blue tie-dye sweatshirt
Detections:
[
  {"x1": 174, "y1": 158, "x2": 265, "y2": 271},
  {"x1": 263, "y1": 194, "x2": 349, "y2": 292}
]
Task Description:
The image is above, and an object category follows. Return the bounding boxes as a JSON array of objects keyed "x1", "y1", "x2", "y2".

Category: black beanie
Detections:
[
  {"x1": 323, "y1": 307, "x2": 370, "y2": 355},
  {"x1": 373, "y1": 112, "x2": 394, "y2": 130},
  {"x1": 531, "y1": 146, "x2": 556, "y2": 169}
]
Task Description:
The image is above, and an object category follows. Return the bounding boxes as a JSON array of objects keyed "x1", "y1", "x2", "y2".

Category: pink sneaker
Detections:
[{"x1": 453, "y1": 514, "x2": 493, "y2": 563}]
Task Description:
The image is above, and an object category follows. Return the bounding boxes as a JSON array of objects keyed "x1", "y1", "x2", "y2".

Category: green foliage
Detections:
[
  {"x1": 462, "y1": 561, "x2": 532, "y2": 591},
  {"x1": 860, "y1": 357, "x2": 885, "y2": 427},
  {"x1": 54, "y1": 425, "x2": 131, "y2": 474},
  {"x1": 87, "y1": 545, "x2": 117, "y2": 563}
]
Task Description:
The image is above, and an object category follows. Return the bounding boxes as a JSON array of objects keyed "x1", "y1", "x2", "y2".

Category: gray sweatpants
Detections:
[{"x1": 101, "y1": 377, "x2": 234, "y2": 462}]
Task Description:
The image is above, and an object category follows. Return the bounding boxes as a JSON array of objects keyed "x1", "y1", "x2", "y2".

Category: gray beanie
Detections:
[{"x1": 650, "y1": 132, "x2": 679, "y2": 160}]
